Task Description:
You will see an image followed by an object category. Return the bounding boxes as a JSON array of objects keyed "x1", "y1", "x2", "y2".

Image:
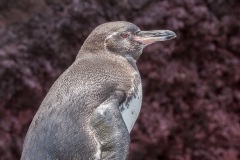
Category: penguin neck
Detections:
[
  {"x1": 105, "y1": 50, "x2": 139, "y2": 72},
  {"x1": 76, "y1": 48, "x2": 139, "y2": 73},
  {"x1": 124, "y1": 55, "x2": 139, "y2": 71}
]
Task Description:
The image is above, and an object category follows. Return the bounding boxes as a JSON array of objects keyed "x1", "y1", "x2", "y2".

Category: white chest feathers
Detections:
[{"x1": 120, "y1": 83, "x2": 142, "y2": 133}]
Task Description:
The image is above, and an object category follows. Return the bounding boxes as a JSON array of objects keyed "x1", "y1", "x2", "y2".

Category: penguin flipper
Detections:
[{"x1": 90, "y1": 91, "x2": 130, "y2": 160}]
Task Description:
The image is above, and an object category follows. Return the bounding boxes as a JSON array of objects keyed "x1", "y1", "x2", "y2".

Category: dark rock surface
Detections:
[{"x1": 0, "y1": 0, "x2": 240, "y2": 159}]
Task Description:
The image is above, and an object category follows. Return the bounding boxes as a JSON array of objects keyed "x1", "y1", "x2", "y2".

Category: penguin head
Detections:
[{"x1": 80, "y1": 21, "x2": 176, "y2": 61}]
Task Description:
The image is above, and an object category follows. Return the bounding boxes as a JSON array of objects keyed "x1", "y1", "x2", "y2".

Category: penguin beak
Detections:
[{"x1": 134, "y1": 30, "x2": 177, "y2": 46}]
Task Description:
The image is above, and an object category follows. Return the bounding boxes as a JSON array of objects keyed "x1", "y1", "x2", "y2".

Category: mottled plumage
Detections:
[{"x1": 21, "y1": 21, "x2": 176, "y2": 160}]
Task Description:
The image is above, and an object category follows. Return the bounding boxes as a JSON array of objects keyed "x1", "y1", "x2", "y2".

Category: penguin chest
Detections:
[{"x1": 120, "y1": 83, "x2": 142, "y2": 133}]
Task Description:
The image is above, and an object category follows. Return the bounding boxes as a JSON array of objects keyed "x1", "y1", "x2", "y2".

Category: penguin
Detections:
[{"x1": 21, "y1": 21, "x2": 176, "y2": 160}]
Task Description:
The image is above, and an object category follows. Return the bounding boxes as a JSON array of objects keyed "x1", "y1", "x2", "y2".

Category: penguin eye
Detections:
[{"x1": 121, "y1": 33, "x2": 129, "y2": 38}]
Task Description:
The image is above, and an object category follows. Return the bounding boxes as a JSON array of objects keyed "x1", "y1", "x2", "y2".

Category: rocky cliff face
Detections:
[{"x1": 0, "y1": 0, "x2": 240, "y2": 160}]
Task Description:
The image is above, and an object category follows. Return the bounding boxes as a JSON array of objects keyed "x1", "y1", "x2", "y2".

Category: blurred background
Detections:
[{"x1": 0, "y1": 0, "x2": 240, "y2": 160}]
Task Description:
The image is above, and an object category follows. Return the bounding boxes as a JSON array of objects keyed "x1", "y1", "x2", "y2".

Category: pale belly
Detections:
[{"x1": 120, "y1": 83, "x2": 142, "y2": 133}]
